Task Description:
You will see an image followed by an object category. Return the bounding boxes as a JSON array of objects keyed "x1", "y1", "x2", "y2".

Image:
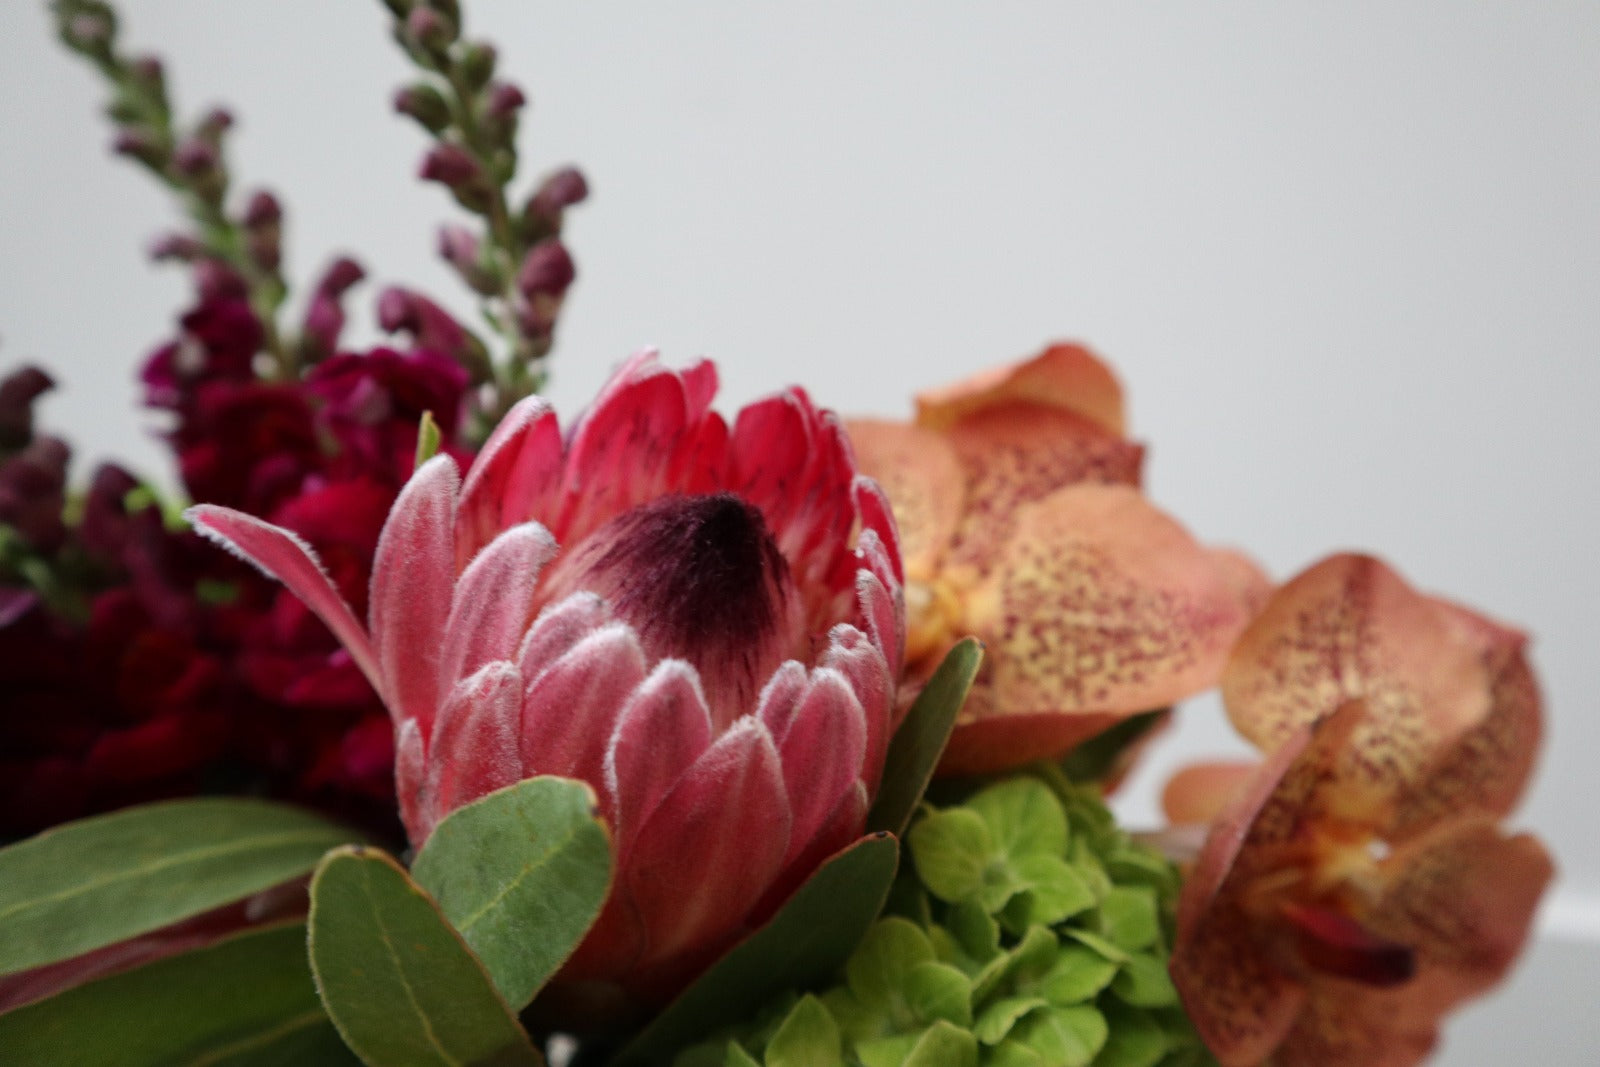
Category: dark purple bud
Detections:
[
  {"x1": 376, "y1": 287, "x2": 490, "y2": 380},
  {"x1": 66, "y1": 12, "x2": 114, "y2": 51},
  {"x1": 486, "y1": 82, "x2": 526, "y2": 119},
  {"x1": 527, "y1": 166, "x2": 589, "y2": 231},
  {"x1": 148, "y1": 233, "x2": 206, "y2": 262},
  {"x1": 516, "y1": 239, "x2": 575, "y2": 301},
  {"x1": 0, "y1": 366, "x2": 55, "y2": 451},
  {"x1": 195, "y1": 108, "x2": 234, "y2": 140},
  {"x1": 244, "y1": 190, "x2": 282, "y2": 228},
  {"x1": 393, "y1": 83, "x2": 451, "y2": 133},
  {"x1": 112, "y1": 128, "x2": 167, "y2": 168},
  {"x1": 436, "y1": 225, "x2": 498, "y2": 295},
  {"x1": 0, "y1": 435, "x2": 71, "y2": 552},
  {"x1": 129, "y1": 55, "x2": 164, "y2": 89},
  {"x1": 193, "y1": 259, "x2": 247, "y2": 303},
  {"x1": 405, "y1": 6, "x2": 456, "y2": 51},
  {"x1": 172, "y1": 137, "x2": 219, "y2": 177},
  {"x1": 418, "y1": 144, "x2": 481, "y2": 189},
  {"x1": 300, "y1": 258, "x2": 367, "y2": 358},
  {"x1": 319, "y1": 257, "x2": 367, "y2": 298}
]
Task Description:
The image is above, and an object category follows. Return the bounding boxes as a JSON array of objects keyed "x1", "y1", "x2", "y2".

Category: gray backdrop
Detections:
[{"x1": 1, "y1": 3, "x2": 1595, "y2": 1060}]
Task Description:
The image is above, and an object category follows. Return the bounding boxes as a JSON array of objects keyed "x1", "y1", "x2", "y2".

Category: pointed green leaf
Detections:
[
  {"x1": 414, "y1": 410, "x2": 443, "y2": 469},
  {"x1": 410, "y1": 776, "x2": 612, "y2": 1009},
  {"x1": 307, "y1": 846, "x2": 541, "y2": 1067},
  {"x1": 0, "y1": 921, "x2": 353, "y2": 1066},
  {"x1": 615, "y1": 833, "x2": 899, "y2": 1066},
  {"x1": 867, "y1": 637, "x2": 983, "y2": 835},
  {"x1": 764, "y1": 994, "x2": 843, "y2": 1067},
  {"x1": 0, "y1": 798, "x2": 363, "y2": 977}
]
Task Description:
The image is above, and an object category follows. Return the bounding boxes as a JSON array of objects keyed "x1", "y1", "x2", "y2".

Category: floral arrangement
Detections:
[{"x1": 0, "y1": 3, "x2": 1552, "y2": 1066}]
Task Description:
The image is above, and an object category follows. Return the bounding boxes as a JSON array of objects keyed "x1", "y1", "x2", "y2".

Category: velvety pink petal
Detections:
[
  {"x1": 816, "y1": 625, "x2": 895, "y2": 792},
  {"x1": 516, "y1": 591, "x2": 613, "y2": 678},
  {"x1": 625, "y1": 718, "x2": 792, "y2": 971},
  {"x1": 755, "y1": 661, "x2": 809, "y2": 744},
  {"x1": 915, "y1": 343, "x2": 1128, "y2": 438},
  {"x1": 420, "y1": 662, "x2": 524, "y2": 839},
  {"x1": 847, "y1": 421, "x2": 957, "y2": 586},
  {"x1": 520, "y1": 623, "x2": 648, "y2": 791},
  {"x1": 1222, "y1": 554, "x2": 1503, "y2": 806},
  {"x1": 453, "y1": 395, "x2": 563, "y2": 568},
  {"x1": 976, "y1": 485, "x2": 1249, "y2": 723},
  {"x1": 852, "y1": 475, "x2": 906, "y2": 586},
  {"x1": 369, "y1": 454, "x2": 459, "y2": 736},
  {"x1": 604, "y1": 660, "x2": 714, "y2": 856},
  {"x1": 770, "y1": 668, "x2": 867, "y2": 869},
  {"x1": 855, "y1": 551, "x2": 905, "y2": 682},
  {"x1": 394, "y1": 717, "x2": 427, "y2": 845},
  {"x1": 185, "y1": 505, "x2": 379, "y2": 691},
  {"x1": 438, "y1": 522, "x2": 557, "y2": 686},
  {"x1": 556, "y1": 353, "x2": 698, "y2": 547}
]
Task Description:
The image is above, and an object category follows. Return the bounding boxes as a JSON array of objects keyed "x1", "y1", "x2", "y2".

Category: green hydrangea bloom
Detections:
[{"x1": 675, "y1": 773, "x2": 1216, "y2": 1067}]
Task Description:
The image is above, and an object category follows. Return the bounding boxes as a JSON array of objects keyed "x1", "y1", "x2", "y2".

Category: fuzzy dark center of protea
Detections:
[{"x1": 547, "y1": 492, "x2": 803, "y2": 726}]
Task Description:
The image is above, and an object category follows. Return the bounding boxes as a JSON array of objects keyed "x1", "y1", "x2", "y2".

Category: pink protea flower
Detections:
[{"x1": 189, "y1": 351, "x2": 906, "y2": 1000}]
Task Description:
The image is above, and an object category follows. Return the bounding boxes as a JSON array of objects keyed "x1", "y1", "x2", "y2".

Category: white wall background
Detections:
[{"x1": 2, "y1": 3, "x2": 1596, "y2": 1060}]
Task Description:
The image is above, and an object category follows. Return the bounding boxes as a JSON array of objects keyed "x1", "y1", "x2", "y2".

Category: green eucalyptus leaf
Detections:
[
  {"x1": 410, "y1": 776, "x2": 612, "y2": 1009},
  {"x1": 1012, "y1": 1004, "x2": 1108, "y2": 1067},
  {"x1": 867, "y1": 637, "x2": 983, "y2": 835},
  {"x1": 616, "y1": 832, "x2": 899, "y2": 1066},
  {"x1": 0, "y1": 798, "x2": 363, "y2": 976},
  {"x1": 307, "y1": 846, "x2": 541, "y2": 1067},
  {"x1": 1095, "y1": 887, "x2": 1161, "y2": 953},
  {"x1": 904, "y1": 961, "x2": 973, "y2": 1028},
  {"x1": 967, "y1": 778, "x2": 1068, "y2": 861},
  {"x1": 0, "y1": 921, "x2": 353, "y2": 1066},
  {"x1": 764, "y1": 994, "x2": 843, "y2": 1067},
  {"x1": 1109, "y1": 953, "x2": 1179, "y2": 1008}
]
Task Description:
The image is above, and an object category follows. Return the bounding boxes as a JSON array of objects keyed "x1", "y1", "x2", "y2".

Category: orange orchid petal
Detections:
[
  {"x1": 914, "y1": 342, "x2": 1127, "y2": 437},
  {"x1": 1208, "y1": 546, "x2": 1274, "y2": 620},
  {"x1": 1386, "y1": 605, "x2": 1542, "y2": 839},
  {"x1": 1222, "y1": 554, "x2": 1499, "y2": 803},
  {"x1": 1275, "y1": 987, "x2": 1439, "y2": 1067},
  {"x1": 938, "y1": 707, "x2": 1128, "y2": 777},
  {"x1": 843, "y1": 419, "x2": 964, "y2": 584},
  {"x1": 940, "y1": 405, "x2": 1143, "y2": 581},
  {"x1": 974, "y1": 485, "x2": 1249, "y2": 723},
  {"x1": 1162, "y1": 760, "x2": 1261, "y2": 827}
]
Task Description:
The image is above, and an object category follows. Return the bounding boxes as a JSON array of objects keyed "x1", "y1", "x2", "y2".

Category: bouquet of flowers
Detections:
[{"x1": 0, "y1": 4, "x2": 1552, "y2": 1065}]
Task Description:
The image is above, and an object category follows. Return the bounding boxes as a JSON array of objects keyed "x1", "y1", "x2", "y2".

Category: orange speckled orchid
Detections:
[
  {"x1": 848, "y1": 343, "x2": 1266, "y2": 776},
  {"x1": 1167, "y1": 554, "x2": 1552, "y2": 1067}
]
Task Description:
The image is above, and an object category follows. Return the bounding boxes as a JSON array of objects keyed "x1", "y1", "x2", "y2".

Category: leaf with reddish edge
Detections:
[
  {"x1": 612, "y1": 832, "x2": 900, "y2": 1067},
  {"x1": 409, "y1": 777, "x2": 613, "y2": 1011},
  {"x1": 0, "y1": 921, "x2": 354, "y2": 1066},
  {"x1": 867, "y1": 638, "x2": 984, "y2": 836},
  {"x1": 308, "y1": 846, "x2": 542, "y2": 1067}
]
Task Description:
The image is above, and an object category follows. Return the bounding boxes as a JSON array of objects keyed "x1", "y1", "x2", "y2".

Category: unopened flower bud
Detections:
[
  {"x1": 300, "y1": 257, "x2": 367, "y2": 360},
  {"x1": 243, "y1": 191, "x2": 284, "y2": 272},
  {"x1": 172, "y1": 137, "x2": 219, "y2": 177},
  {"x1": 127, "y1": 56, "x2": 169, "y2": 111},
  {"x1": 393, "y1": 83, "x2": 451, "y2": 134},
  {"x1": 193, "y1": 259, "x2": 247, "y2": 303},
  {"x1": 148, "y1": 233, "x2": 206, "y2": 262},
  {"x1": 376, "y1": 287, "x2": 491, "y2": 381},
  {"x1": 0, "y1": 366, "x2": 54, "y2": 452},
  {"x1": 436, "y1": 224, "x2": 498, "y2": 295},
  {"x1": 486, "y1": 82, "x2": 525, "y2": 120},
  {"x1": 417, "y1": 143, "x2": 480, "y2": 188},
  {"x1": 515, "y1": 239, "x2": 575, "y2": 301},
  {"x1": 112, "y1": 127, "x2": 168, "y2": 169},
  {"x1": 244, "y1": 190, "x2": 282, "y2": 228},
  {"x1": 195, "y1": 108, "x2": 234, "y2": 141},
  {"x1": 405, "y1": 6, "x2": 456, "y2": 53},
  {"x1": 526, "y1": 166, "x2": 589, "y2": 231},
  {"x1": 459, "y1": 42, "x2": 497, "y2": 92},
  {"x1": 60, "y1": 4, "x2": 116, "y2": 58}
]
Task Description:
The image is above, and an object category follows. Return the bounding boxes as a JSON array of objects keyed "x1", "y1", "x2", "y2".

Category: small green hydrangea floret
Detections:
[{"x1": 675, "y1": 774, "x2": 1214, "y2": 1067}]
